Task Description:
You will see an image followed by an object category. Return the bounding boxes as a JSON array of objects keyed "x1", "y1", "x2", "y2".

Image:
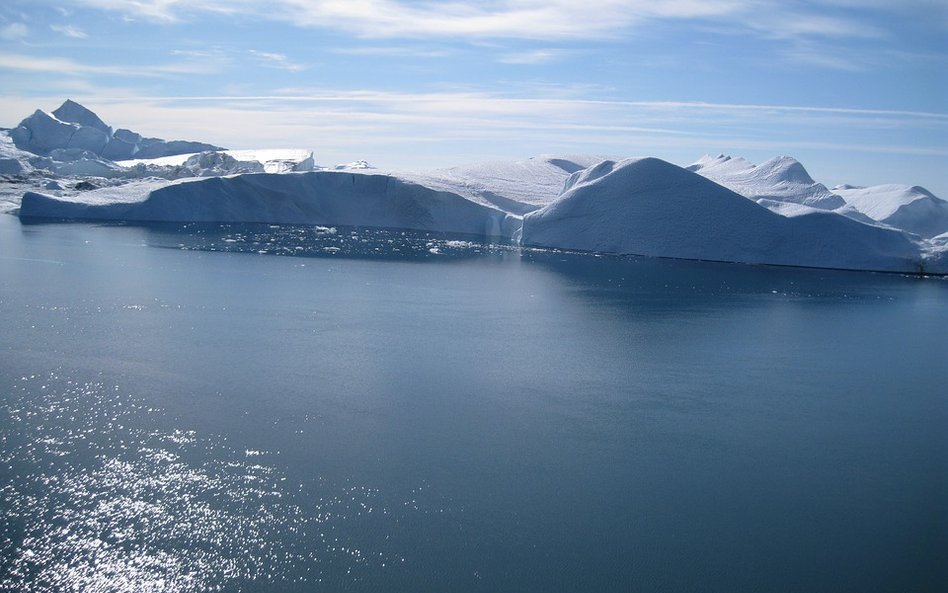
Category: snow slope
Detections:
[
  {"x1": 521, "y1": 158, "x2": 931, "y2": 274},
  {"x1": 687, "y1": 154, "x2": 845, "y2": 209},
  {"x1": 832, "y1": 184, "x2": 948, "y2": 239},
  {"x1": 19, "y1": 171, "x2": 517, "y2": 237},
  {"x1": 399, "y1": 154, "x2": 607, "y2": 215}
]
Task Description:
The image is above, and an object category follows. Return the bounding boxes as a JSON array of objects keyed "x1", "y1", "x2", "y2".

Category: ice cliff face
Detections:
[
  {"x1": 10, "y1": 100, "x2": 224, "y2": 160},
  {"x1": 19, "y1": 171, "x2": 518, "y2": 238}
]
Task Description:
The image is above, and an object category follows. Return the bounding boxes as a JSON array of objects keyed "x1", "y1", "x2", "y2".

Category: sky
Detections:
[{"x1": 1, "y1": 0, "x2": 946, "y2": 194}]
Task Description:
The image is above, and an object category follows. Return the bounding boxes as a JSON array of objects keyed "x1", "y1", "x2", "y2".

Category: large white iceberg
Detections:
[
  {"x1": 6, "y1": 100, "x2": 946, "y2": 277},
  {"x1": 19, "y1": 171, "x2": 518, "y2": 237},
  {"x1": 520, "y1": 157, "x2": 933, "y2": 274}
]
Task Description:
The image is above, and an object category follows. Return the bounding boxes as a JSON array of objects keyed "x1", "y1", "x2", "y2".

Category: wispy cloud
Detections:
[
  {"x1": 496, "y1": 49, "x2": 566, "y2": 65},
  {"x1": 620, "y1": 100, "x2": 948, "y2": 121},
  {"x1": 0, "y1": 52, "x2": 227, "y2": 77},
  {"x1": 249, "y1": 50, "x2": 307, "y2": 72},
  {"x1": 0, "y1": 23, "x2": 28, "y2": 41},
  {"x1": 76, "y1": 0, "x2": 186, "y2": 23},
  {"x1": 137, "y1": 93, "x2": 947, "y2": 122},
  {"x1": 0, "y1": 53, "x2": 133, "y2": 76},
  {"x1": 330, "y1": 46, "x2": 452, "y2": 59},
  {"x1": 69, "y1": 0, "x2": 895, "y2": 43},
  {"x1": 778, "y1": 46, "x2": 866, "y2": 71},
  {"x1": 50, "y1": 24, "x2": 89, "y2": 39}
]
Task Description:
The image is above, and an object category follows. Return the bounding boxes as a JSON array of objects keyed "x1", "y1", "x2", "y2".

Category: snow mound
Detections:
[
  {"x1": 688, "y1": 154, "x2": 845, "y2": 209},
  {"x1": 335, "y1": 160, "x2": 374, "y2": 170},
  {"x1": 832, "y1": 184, "x2": 948, "y2": 239},
  {"x1": 400, "y1": 154, "x2": 608, "y2": 215},
  {"x1": 9, "y1": 100, "x2": 224, "y2": 160},
  {"x1": 19, "y1": 171, "x2": 518, "y2": 237},
  {"x1": 521, "y1": 157, "x2": 928, "y2": 274}
]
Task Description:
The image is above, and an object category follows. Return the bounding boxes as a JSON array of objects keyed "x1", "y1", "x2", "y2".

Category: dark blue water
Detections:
[{"x1": 1, "y1": 215, "x2": 946, "y2": 592}]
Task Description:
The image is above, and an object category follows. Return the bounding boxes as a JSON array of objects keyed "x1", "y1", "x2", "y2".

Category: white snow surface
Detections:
[
  {"x1": 832, "y1": 184, "x2": 948, "y2": 239},
  {"x1": 398, "y1": 154, "x2": 607, "y2": 215},
  {"x1": 521, "y1": 157, "x2": 935, "y2": 274},
  {"x1": 687, "y1": 154, "x2": 845, "y2": 210}
]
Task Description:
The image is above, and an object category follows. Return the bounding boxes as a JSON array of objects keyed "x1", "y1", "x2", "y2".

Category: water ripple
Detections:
[{"x1": 0, "y1": 372, "x2": 432, "y2": 592}]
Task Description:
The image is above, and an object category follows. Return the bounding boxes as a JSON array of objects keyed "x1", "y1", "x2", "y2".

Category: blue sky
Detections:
[{"x1": 1, "y1": 0, "x2": 946, "y2": 194}]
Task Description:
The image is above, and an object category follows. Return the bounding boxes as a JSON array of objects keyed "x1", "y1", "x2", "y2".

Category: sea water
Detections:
[{"x1": 1, "y1": 215, "x2": 945, "y2": 592}]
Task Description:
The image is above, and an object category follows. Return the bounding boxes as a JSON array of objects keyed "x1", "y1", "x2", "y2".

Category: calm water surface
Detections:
[{"x1": 1, "y1": 215, "x2": 946, "y2": 592}]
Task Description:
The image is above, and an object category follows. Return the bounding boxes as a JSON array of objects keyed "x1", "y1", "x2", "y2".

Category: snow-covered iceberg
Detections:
[
  {"x1": 19, "y1": 171, "x2": 518, "y2": 237},
  {"x1": 686, "y1": 154, "x2": 948, "y2": 240},
  {"x1": 831, "y1": 184, "x2": 948, "y2": 239},
  {"x1": 520, "y1": 157, "x2": 933, "y2": 274},
  {"x1": 687, "y1": 154, "x2": 845, "y2": 210}
]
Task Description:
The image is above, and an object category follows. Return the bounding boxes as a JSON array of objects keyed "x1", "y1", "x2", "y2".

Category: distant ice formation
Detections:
[
  {"x1": 0, "y1": 101, "x2": 315, "y2": 186},
  {"x1": 10, "y1": 99, "x2": 224, "y2": 160}
]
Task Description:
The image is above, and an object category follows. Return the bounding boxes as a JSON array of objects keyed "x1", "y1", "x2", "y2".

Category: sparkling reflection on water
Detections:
[{"x1": 0, "y1": 371, "x2": 437, "y2": 593}]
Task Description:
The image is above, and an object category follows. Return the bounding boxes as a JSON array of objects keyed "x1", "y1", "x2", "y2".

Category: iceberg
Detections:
[
  {"x1": 687, "y1": 154, "x2": 845, "y2": 210},
  {"x1": 520, "y1": 157, "x2": 932, "y2": 274},
  {"x1": 832, "y1": 184, "x2": 948, "y2": 239},
  {"x1": 20, "y1": 156, "x2": 942, "y2": 274},
  {"x1": 19, "y1": 171, "x2": 518, "y2": 238},
  {"x1": 686, "y1": 154, "x2": 948, "y2": 239},
  {"x1": 10, "y1": 100, "x2": 224, "y2": 160},
  {"x1": 5, "y1": 99, "x2": 945, "y2": 276},
  {"x1": 117, "y1": 149, "x2": 315, "y2": 175}
]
